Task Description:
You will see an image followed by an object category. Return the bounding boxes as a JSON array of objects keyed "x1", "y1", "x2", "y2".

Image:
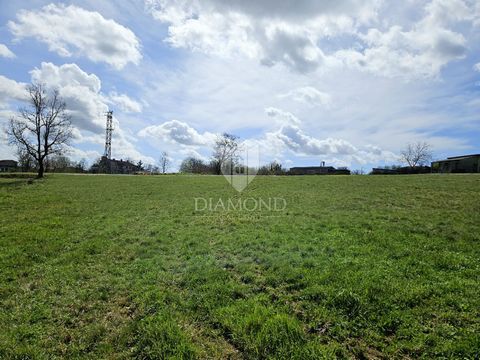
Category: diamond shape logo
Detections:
[{"x1": 221, "y1": 142, "x2": 260, "y2": 192}]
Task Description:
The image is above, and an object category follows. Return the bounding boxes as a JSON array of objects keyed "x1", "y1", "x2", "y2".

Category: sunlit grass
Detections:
[{"x1": 0, "y1": 174, "x2": 479, "y2": 358}]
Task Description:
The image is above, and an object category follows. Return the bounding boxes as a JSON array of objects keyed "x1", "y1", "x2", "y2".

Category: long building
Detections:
[
  {"x1": 431, "y1": 154, "x2": 480, "y2": 173},
  {"x1": 289, "y1": 166, "x2": 350, "y2": 175},
  {"x1": 0, "y1": 160, "x2": 18, "y2": 172},
  {"x1": 91, "y1": 156, "x2": 141, "y2": 174}
]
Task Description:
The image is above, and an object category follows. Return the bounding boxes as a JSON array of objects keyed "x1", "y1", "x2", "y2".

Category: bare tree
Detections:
[
  {"x1": 211, "y1": 133, "x2": 240, "y2": 175},
  {"x1": 179, "y1": 157, "x2": 211, "y2": 174},
  {"x1": 258, "y1": 161, "x2": 286, "y2": 175},
  {"x1": 7, "y1": 84, "x2": 72, "y2": 178},
  {"x1": 49, "y1": 155, "x2": 72, "y2": 172},
  {"x1": 400, "y1": 141, "x2": 433, "y2": 168},
  {"x1": 159, "y1": 151, "x2": 170, "y2": 174},
  {"x1": 144, "y1": 163, "x2": 159, "y2": 174}
]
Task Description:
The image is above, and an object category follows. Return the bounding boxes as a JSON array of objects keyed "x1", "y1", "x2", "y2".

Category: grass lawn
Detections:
[{"x1": 0, "y1": 174, "x2": 479, "y2": 359}]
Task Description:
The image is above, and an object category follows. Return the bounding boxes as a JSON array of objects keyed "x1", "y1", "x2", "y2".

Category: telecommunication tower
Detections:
[{"x1": 103, "y1": 110, "x2": 113, "y2": 159}]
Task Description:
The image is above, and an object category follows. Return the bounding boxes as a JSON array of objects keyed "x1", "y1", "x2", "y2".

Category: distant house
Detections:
[
  {"x1": 289, "y1": 166, "x2": 350, "y2": 175},
  {"x1": 91, "y1": 156, "x2": 141, "y2": 174},
  {"x1": 431, "y1": 154, "x2": 480, "y2": 173},
  {"x1": 0, "y1": 160, "x2": 18, "y2": 172}
]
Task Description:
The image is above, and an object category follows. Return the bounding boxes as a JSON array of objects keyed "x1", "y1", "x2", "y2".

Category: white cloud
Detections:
[
  {"x1": 138, "y1": 119, "x2": 216, "y2": 146},
  {"x1": 265, "y1": 107, "x2": 301, "y2": 125},
  {"x1": 0, "y1": 75, "x2": 27, "y2": 108},
  {"x1": 0, "y1": 76, "x2": 26, "y2": 158},
  {"x1": 424, "y1": 0, "x2": 472, "y2": 25},
  {"x1": 63, "y1": 145, "x2": 102, "y2": 164},
  {"x1": 474, "y1": 63, "x2": 480, "y2": 72},
  {"x1": 270, "y1": 123, "x2": 358, "y2": 156},
  {"x1": 107, "y1": 92, "x2": 143, "y2": 113},
  {"x1": 279, "y1": 86, "x2": 331, "y2": 106},
  {"x1": 30, "y1": 62, "x2": 101, "y2": 91},
  {"x1": 113, "y1": 127, "x2": 155, "y2": 163},
  {"x1": 8, "y1": 4, "x2": 141, "y2": 69},
  {"x1": 0, "y1": 44, "x2": 15, "y2": 58},
  {"x1": 262, "y1": 107, "x2": 398, "y2": 165},
  {"x1": 30, "y1": 62, "x2": 107, "y2": 132},
  {"x1": 336, "y1": 0, "x2": 472, "y2": 79},
  {"x1": 0, "y1": 78, "x2": 26, "y2": 159},
  {"x1": 0, "y1": 126, "x2": 16, "y2": 160},
  {"x1": 29, "y1": 63, "x2": 144, "y2": 133},
  {"x1": 474, "y1": 1, "x2": 480, "y2": 27}
]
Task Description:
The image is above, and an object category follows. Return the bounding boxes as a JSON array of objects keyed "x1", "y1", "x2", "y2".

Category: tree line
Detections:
[
  {"x1": 178, "y1": 133, "x2": 288, "y2": 175},
  {"x1": 179, "y1": 155, "x2": 287, "y2": 175}
]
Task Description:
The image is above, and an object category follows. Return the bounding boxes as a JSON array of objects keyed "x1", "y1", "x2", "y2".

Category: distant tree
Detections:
[
  {"x1": 180, "y1": 157, "x2": 211, "y2": 174},
  {"x1": 211, "y1": 133, "x2": 240, "y2": 175},
  {"x1": 76, "y1": 158, "x2": 87, "y2": 172},
  {"x1": 351, "y1": 168, "x2": 365, "y2": 175},
  {"x1": 137, "y1": 160, "x2": 144, "y2": 171},
  {"x1": 270, "y1": 161, "x2": 285, "y2": 175},
  {"x1": 16, "y1": 148, "x2": 35, "y2": 172},
  {"x1": 49, "y1": 155, "x2": 72, "y2": 171},
  {"x1": 159, "y1": 151, "x2": 170, "y2": 174},
  {"x1": 7, "y1": 84, "x2": 72, "y2": 178},
  {"x1": 258, "y1": 161, "x2": 286, "y2": 175},
  {"x1": 143, "y1": 164, "x2": 159, "y2": 174},
  {"x1": 400, "y1": 141, "x2": 433, "y2": 168}
]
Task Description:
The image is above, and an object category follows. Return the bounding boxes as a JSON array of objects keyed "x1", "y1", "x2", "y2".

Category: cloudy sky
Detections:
[{"x1": 0, "y1": 0, "x2": 479, "y2": 170}]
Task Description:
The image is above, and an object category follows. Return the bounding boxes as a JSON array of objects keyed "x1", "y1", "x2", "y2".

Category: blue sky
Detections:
[{"x1": 0, "y1": 0, "x2": 479, "y2": 171}]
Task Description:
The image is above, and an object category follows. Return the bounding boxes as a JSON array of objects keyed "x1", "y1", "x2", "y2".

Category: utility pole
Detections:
[{"x1": 103, "y1": 111, "x2": 113, "y2": 159}]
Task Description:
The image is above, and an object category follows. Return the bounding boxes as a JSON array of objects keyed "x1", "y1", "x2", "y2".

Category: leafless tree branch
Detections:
[
  {"x1": 400, "y1": 141, "x2": 433, "y2": 168},
  {"x1": 7, "y1": 83, "x2": 73, "y2": 178}
]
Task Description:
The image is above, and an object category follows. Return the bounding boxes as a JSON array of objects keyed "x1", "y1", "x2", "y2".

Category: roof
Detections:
[
  {"x1": 434, "y1": 154, "x2": 480, "y2": 163},
  {"x1": 101, "y1": 156, "x2": 139, "y2": 167},
  {"x1": 0, "y1": 160, "x2": 18, "y2": 166},
  {"x1": 290, "y1": 166, "x2": 335, "y2": 170},
  {"x1": 446, "y1": 154, "x2": 480, "y2": 160}
]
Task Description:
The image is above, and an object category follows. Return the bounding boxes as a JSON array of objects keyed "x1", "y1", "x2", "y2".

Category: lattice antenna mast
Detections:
[{"x1": 103, "y1": 111, "x2": 113, "y2": 159}]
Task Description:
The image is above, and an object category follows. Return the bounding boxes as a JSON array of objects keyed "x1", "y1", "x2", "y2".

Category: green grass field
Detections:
[{"x1": 1, "y1": 174, "x2": 479, "y2": 359}]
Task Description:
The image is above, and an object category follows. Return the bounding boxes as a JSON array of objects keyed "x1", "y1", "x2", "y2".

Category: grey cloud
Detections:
[
  {"x1": 146, "y1": 0, "x2": 380, "y2": 73},
  {"x1": 260, "y1": 28, "x2": 325, "y2": 73},
  {"x1": 188, "y1": 0, "x2": 379, "y2": 21},
  {"x1": 148, "y1": 0, "x2": 477, "y2": 78},
  {"x1": 432, "y1": 30, "x2": 467, "y2": 59}
]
